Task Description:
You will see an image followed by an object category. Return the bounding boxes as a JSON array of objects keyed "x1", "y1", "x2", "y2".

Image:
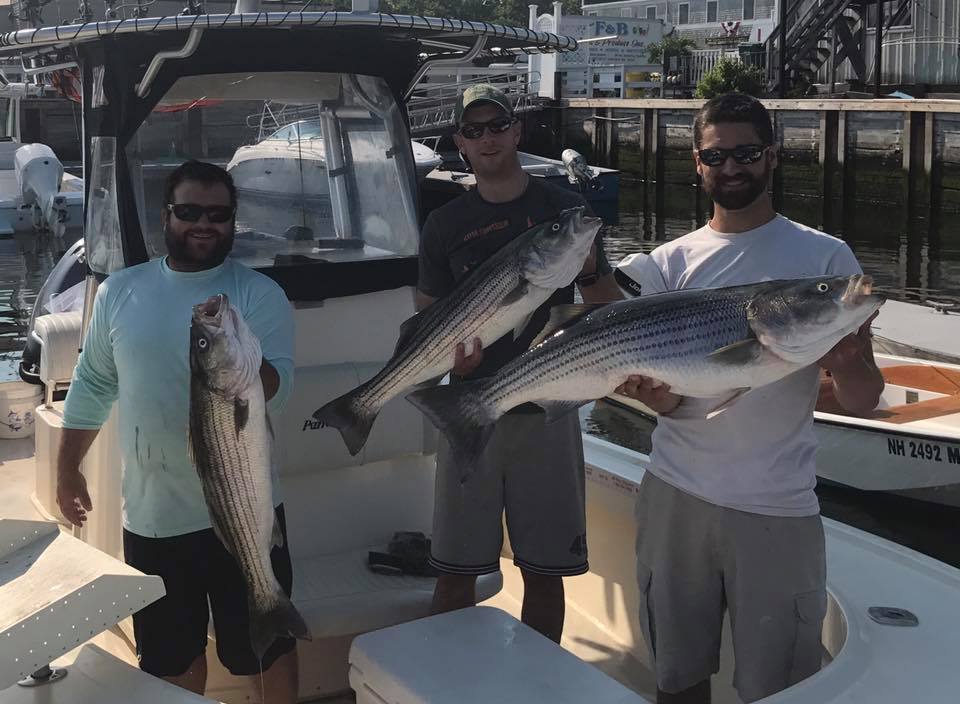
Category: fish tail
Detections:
[
  {"x1": 249, "y1": 594, "x2": 312, "y2": 661},
  {"x1": 312, "y1": 388, "x2": 378, "y2": 456},
  {"x1": 406, "y1": 381, "x2": 498, "y2": 480}
]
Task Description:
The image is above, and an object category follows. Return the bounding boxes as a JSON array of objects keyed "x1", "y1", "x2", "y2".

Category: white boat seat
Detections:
[
  {"x1": 33, "y1": 311, "x2": 83, "y2": 388},
  {"x1": 349, "y1": 606, "x2": 649, "y2": 704},
  {"x1": 291, "y1": 547, "x2": 502, "y2": 640}
]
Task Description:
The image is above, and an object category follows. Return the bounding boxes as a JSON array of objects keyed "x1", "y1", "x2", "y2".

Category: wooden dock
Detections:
[{"x1": 523, "y1": 98, "x2": 960, "y2": 218}]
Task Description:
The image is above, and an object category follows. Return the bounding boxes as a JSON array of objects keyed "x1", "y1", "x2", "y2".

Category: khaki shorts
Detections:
[
  {"x1": 635, "y1": 472, "x2": 827, "y2": 703},
  {"x1": 429, "y1": 410, "x2": 588, "y2": 577}
]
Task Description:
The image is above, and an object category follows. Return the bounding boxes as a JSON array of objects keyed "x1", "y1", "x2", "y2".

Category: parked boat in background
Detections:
[{"x1": 872, "y1": 298, "x2": 960, "y2": 365}]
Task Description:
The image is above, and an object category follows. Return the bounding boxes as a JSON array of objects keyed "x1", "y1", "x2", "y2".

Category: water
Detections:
[
  {"x1": 580, "y1": 179, "x2": 960, "y2": 569},
  {"x1": 0, "y1": 231, "x2": 79, "y2": 383}
]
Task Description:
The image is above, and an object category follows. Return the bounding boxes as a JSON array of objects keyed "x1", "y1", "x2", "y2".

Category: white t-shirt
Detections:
[{"x1": 637, "y1": 214, "x2": 862, "y2": 516}]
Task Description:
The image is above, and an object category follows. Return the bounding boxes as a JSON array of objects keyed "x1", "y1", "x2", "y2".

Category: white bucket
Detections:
[{"x1": 0, "y1": 381, "x2": 43, "y2": 439}]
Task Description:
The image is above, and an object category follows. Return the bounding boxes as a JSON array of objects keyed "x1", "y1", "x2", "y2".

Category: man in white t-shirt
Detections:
[{"x1": 616, "y1": 93, "x2": 884, "y2": 704}]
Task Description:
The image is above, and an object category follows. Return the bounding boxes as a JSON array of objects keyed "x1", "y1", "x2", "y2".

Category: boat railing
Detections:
[{"x1": 406, "y1": 68, "x2": 545, "y2": 137}]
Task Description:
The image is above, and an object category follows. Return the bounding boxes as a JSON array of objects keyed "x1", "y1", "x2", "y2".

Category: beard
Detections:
[
  {"x1": 164, "y1": 223, "x2": 234, "y2": 269},
  {"x1": 704, "y1": 164, "x2": 770, "y2": 210}
]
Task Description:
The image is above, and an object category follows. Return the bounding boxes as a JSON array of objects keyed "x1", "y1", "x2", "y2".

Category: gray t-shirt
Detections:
[{"x1": 637, "y1": 215, "x2": 862, "y2": 516}]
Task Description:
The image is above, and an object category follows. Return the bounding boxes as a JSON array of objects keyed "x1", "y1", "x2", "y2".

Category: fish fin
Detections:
[
  {"x1": 512, "y1": 312, "x2": 535, "y2": 341},
  {"x1": 529, "y1": 304, "x2": 603, "y2": 348},
  {"x1": 413, "y1": 374, "x2": 445, "y2": 388},
  {"x1": 394, "y1": 312, "x2": 425, "y2": 356},
  {"x1": 406, "y1": 382, "x2": 497, "y2": 480},
  {"x1": 502, "y1": 281, "x2": 529, "y2": 306},
  {"x1": 706, "y1": 339, "x2": 763, "y2": 365},
  {"x1": 705, "y1": 388, "x2": 752, "y2": 419},
  {"x1": 504, "y1": 282, "x2": 533, "y2": 340},
  {"x1": 534, "y1": 399, "x2": 594, "y2": 423},
  {"x1": 312, "y1": 389, "x2": 377, "y2": 456},
  {"x1": 271, "y1": 517, "x2": 285, "y2": 550},
  {"x1": 249, "y1": 595, "x2": 311, "y2": 661},
  {"x1": 234, "y1": 398, "x2": 249, "y2": 437}
]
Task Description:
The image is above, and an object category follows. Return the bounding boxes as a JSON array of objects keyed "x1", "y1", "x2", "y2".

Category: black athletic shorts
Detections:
[{"x1": 122, "y1": 504, "x2": 296, "y2": 676}]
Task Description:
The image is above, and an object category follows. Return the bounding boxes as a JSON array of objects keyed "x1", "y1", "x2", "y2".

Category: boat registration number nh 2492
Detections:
[{"x1": 887, "y1": 438, "x2": 960, "y2": 463}]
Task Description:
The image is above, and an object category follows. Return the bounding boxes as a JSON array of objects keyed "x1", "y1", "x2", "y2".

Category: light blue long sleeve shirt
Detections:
[{"x1": 63, "y1": 257, "x2": 295, "y2": 538}]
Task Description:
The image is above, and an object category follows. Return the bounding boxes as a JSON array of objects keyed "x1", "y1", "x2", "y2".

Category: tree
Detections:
[
  {"x1": 647, "y1": 36, "x2": 696, "y2": 65},
  {"x1": 695, "y1": 57, "x2": 765, "y2": 99}
]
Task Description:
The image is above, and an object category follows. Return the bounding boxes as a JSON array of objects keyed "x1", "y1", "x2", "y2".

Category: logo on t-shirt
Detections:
[
  {"x1": 614, "y1": 268, "x2": 642, "y2": 297},
  {"x1": 463, "y1": 219, "x2": 509, "y2": 243}
]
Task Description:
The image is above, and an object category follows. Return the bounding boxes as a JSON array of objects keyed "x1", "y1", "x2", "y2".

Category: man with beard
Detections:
[
  {"x1": 56, "y1": 161, "x2": 298, "y2": 701},
  {"x1": 615, "y1": 93, "x2": 883, "y2": 703},
  {"x1": 417, "y1": 84, "x2": 621, "y2": 643}
]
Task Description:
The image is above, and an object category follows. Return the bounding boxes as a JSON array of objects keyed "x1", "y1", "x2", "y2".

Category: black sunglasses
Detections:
[
  {"x1": 458, "y1": 115, "x2": 517, "y2": 140},
  {"x1": 166, "y1": 203, "x2": 235, "y2": 223},
  {"x1": 697, "y1": 145, "x2": 769, "y2": 167}
]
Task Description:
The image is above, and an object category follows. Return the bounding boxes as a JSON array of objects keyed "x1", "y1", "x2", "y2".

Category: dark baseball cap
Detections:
[{"x1": 454, "y1": 84, "x2": 513, "y2": 125}]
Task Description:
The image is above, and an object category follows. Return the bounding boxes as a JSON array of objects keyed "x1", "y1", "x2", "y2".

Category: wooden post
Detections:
[
  {"x1": 874, "y1": 0, "x2": 883, "y2": 98},
  {"x1": 643, "y1": 107, "x2": 655, "y2": 185},
  {"x1": 837, "y1": 110, "x2": 848, "y2": 224},
  {"x1": 772, "y1": 110, "x2": 784, "y2": 212},
  {"x1": 903, "y1": 110, "x2": 914, "y2": 213},
  {"x1": 820, "y1": 110, "x2": 837, "y2": 229},
  {"x1": 924, "y1": 111, "x2": 936, "y2": 214},
  {"x1": 604, "y1": 108, "x2": 615, "y2": 168},
  {"x1": 653, "y1": 108, "x2": 665, "y2": 220},
  {"x1": 592, "y1": 108, "x2": 603, "y2": 165}
]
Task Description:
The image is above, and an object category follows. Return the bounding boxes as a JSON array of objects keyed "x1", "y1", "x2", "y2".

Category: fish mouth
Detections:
[
  {"x1": 841, "y1": 274, "x2": 876, "y2": 305},
  {"x1": 194, "y1": 293, "x2": 228, "y2": 323}
]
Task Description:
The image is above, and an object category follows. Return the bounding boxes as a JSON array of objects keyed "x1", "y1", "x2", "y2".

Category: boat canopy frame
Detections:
[{"x1": 0, "y1": 14, "x2": 578, "y2": 300}]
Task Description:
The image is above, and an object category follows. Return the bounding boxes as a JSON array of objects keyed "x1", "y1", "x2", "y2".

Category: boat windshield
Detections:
[
  {"x1": 267, "y1": 120, "x2": 324, "y2": 142},
  {"x1": 98, "y1": 71, "x2": 420, "y2": 272}
]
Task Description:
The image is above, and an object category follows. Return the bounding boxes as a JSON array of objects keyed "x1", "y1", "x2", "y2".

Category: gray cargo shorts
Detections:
[
  {"x1": 635, "y1": 472, "x2": 827, "y2": 702},
  {"x1": 429, "y1": 410, "x2": 589, "y2": 577}
]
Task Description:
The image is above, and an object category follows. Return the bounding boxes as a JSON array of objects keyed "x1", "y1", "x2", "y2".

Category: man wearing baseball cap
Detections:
[{"x1": 415, "y1": 84, "x2": 622, "y2": 642}]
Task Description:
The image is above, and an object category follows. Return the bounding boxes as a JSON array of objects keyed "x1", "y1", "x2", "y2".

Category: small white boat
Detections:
[
  {"x1": 872, "y1": 298, "x2": 960, "y2": 365},
  {"x1": 423, "y1": 151, "x2": 620, "y2": 208},
  {"x1": 814, "y1": 353, "x2": 960, "y2": 507},
  {"x1": 227, "y1": 118, "x2": 442, "y2": 200}
]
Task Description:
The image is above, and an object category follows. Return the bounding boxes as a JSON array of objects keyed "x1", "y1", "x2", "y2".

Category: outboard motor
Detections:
[
  {"x1": 14, "y1": 144, "x2": 72, "y2": 238},
  {"x1": 19, "y1": 240, "x2": 87, "y2": 385},
  {"x1": 561, "y1": 148, "x2": 603, "y2": 192}
]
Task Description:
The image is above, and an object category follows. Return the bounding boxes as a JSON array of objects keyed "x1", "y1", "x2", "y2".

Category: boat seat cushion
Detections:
[
  {"x1": 348, "y1": 606, "x2": 649, "y2": 704},
  {"x1": 34, "y1": 311, "x2": 83, "y2": 385},
  {"x1": 277, "y1": 362, "x2": 436, "y2": 475},
  {"x1": 291, "y1": 547, "x2": 502, "y2": 639}
]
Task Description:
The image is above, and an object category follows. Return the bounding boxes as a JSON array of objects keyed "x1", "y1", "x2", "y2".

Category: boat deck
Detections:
[{"x1": 818, "y1": 361, "x2": 960, "y2": 430}]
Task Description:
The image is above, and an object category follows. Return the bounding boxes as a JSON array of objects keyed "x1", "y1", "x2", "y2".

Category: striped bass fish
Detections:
[
  {"x1": 313, "y1": 206, "x2": 601, "y2": 455},
  {"x1": 189, "y1": 294, "x2": 309, "y2": 660},
  {"x1": 407, "y1": 275, "x2": 884, "y2": 474}
]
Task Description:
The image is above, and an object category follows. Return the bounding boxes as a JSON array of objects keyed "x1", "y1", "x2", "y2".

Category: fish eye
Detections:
[
  {"x1": 816, "y1": 282, "x2": 829, "y2": 293},
  {"x1": 551, "y1": 223, "x2": 561, "y2": 232},
  {"x1": 197, "y1": 337, "x2": 208, "y2": 350}
]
